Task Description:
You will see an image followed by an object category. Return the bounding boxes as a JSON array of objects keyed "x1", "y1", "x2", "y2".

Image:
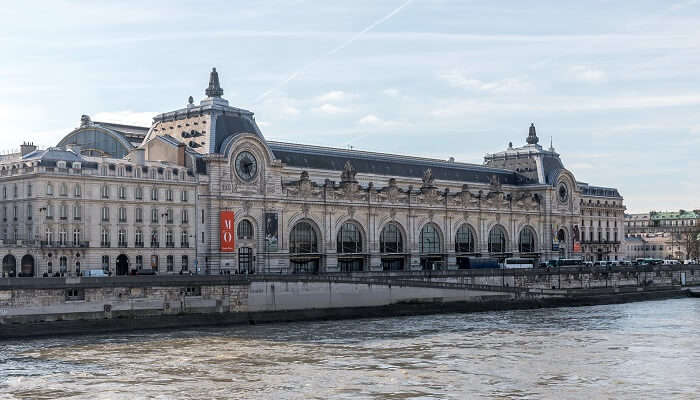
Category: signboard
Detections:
[
  {"x1": 220, "y1": 211, "x2": 235, "y2": 252},
  {"x1": 573, "y1": 241, "x2": 582, "y2": 253},
  {"x1": 265, "y1": 212, "x2": 279, "y2": 251}
]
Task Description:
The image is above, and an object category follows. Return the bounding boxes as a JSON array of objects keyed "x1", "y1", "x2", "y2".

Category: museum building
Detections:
[{"x1": 0, "y1": 69, "x2": 625, "y2": 277}]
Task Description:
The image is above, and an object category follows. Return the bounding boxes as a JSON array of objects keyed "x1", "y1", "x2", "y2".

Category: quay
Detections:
[{"x1": 0, "y1": 264, "x2": 698, "y2": 339}]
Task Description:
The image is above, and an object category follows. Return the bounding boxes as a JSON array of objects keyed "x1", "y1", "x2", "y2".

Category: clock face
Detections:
[
  {"x1": 235, "y1": 151, "x2": 258, "y2": 182},
  {"x1": 558, "y1": 183, "x2": 568, "y2": 203}
]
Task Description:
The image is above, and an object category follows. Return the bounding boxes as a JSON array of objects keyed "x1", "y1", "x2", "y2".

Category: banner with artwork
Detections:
[
  {"x1": 220, "y1": 211, "x2": 235, "y2": 252},
  {"x1": 265, "y1": 212, "x2": 278, "y2": 251}
]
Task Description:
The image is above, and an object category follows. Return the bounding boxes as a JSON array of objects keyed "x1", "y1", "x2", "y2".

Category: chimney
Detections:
[
  {"x1": 20, "y1": 142, "x2": 37, "y2": 156},
  {"x1": 177, "y1": 143, "x2": 186, "y2": 166}
]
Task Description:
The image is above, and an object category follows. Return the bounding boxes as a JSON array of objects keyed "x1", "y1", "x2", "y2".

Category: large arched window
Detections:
[
  {"x1": 380, "y1": 223, "x2": 403, "y2": 253},
  {"x1": 420, "y1": 224, "x2": 442, "y2": 253},
  {"x1": 488, "y1": 225, "x2": 507, "y2": 253},
  {"x1": 290, "y1": 222, "x2": 318, "y2": 254},
  {"x1": 337, "y1": 222, "x2": 362, "y2": 253},
  {"x1": 238, "y1": 219, "x2": 253, "y2": 240},
  {"x1": 518, "y1": 226, "x2": 536, "y2": 253},
  {"x1": 455, "y1": 224, "x2": 476, "y2": 253}
]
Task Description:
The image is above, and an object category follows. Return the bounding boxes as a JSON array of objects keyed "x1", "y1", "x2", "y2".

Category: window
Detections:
[
  {"x1": 118, "y1": 229, "x2": 127, "y2": 247},
  {"x1": 101, "y1": 229, "x2": 110, "y2": 247},
  {"x1": 201, "y1": 210, "x2": 205, "y2": 224},
  {"x1": 420, "y1": 224, "x2": 441, "y2": 253},
  {"x1": 518, "y1": 226, "x2": 536, "y2": 253},
  {"x1": 73, "y1": 229, "x2": 81, "y2": 245},
  {"x1": 27, "y1": 183, "x2": 32, "y2": 197},
  {"x1": 455, "y1": 224, "x2": 476, "y2": 253},
  {"x1": 166, "y1": 170, "x2": 172, "y2": 180},
  {"x1": 166, "y1": 255, "x2": 174, "y2": 272},
  {"x1": 135, "y1": 168, "x2": 142, "y2": 178},
  {"x1": 166, "y1": 230, "x2": 174, "y2": 247},
  {"x1": 166, "y1": 208, "x2": 173, "y2": 224},
  {"x1": 59, "y1": 204, "x2": 67, "y2": 220},
  {"x1": 181, "y1": 190, "x2": 188, "y2": 202},
  {"x1": 119, "y1": 207, "x2": 127, "y2": 222},
  {"x1": 149, "y1": 169, "x2": 156, "y2": 179},
  {"x1": 101, "y1": 206, "x2": 109, "y2": 222},
  {"x1": 118, "y1": 186, "x2": 127, "y2": 200},
  {"x1": 135, "y1": 230, "x2": 144, "y2": 247},
  {"x1": 102, "y1": 255, "x2": 110, "y2": 271},
  {"x1": 151, "y1": 208, "x2": 158, "y2": 223},
  {"x1": 101, "y1": 185, "x2": 109, "y2": 199},
  {"x1": 151, "y1": 255, "x2": 159, "y2": 271},
  {"x1": 380, "y1": 223, "x2": 403, "y2": 253},
  {"x1": 135, "y1": 255, "x2": 143, "y2": 269},
  {"x1": 166, "y1": 188, "x2": 173, "y2": 201},
  {"x1": 46, "y1": 204, "x2": 53, "y2": 219},
  {"x1": 151, "y1": 187, "x2": 158, "y2": 201},
  {"x1": 151, "y1": 230, "x2": 159, "y2": 247},
  {"x1": 73, "y1": 204, "x2": 81, "y2": 220},
  {"x1": 337, "y1": 222, "x2": 362, "y2": 253},
  {"x1": 2, "y1": 185, "x2": 6, "y2": 198},
  {"x1": 238, "y1": 220, "x2": 253, "y2": 239},
  {"x1": 47, "y1": 183, "x2": 53, "y2": 196},
  {"x1": 135, "y1": 186, "x2": 143, "y2": 200},
  {"x1": 101, "y1": 166, "x2": 108, "y2": 176},
  {"x1": 59, "y1": 183, "x2": 67, "y2": 196},
  {"x1": 135, "y1": 207, "x2": 143, "y2": 223},
  {"x1": 181, "y1": 209, "x2": 189, "y2": 224},
  {"x1": 59, "y1": 230, "x2": 67, "y2": 245},
  {"x1": 488, "y1": 225, "x2": 507, "y2": 253},
  {"x1": 13, "y1": 184, "x2": 17, "y2": 198},
  {"x1": 181, "y1": 255, "x2": 189, "y2": 271},
  {"x1": 117, "y1": 167, "x2": 124, "y2": 177},
  {"x1": 46, "y1": 229, "x2": 53, "y2": 244},
  {"x1": 26, "y1": 204, "x2": 32, "y2": 220},
  {"x1": 290, "y1": 222, "x2": 318, "y2": 254},
  {"x1": 181, "y1": 230, "x2": 189, "y2": 248},
  {"x1": 74, "y1": 184, "x2": 81, "y2": 197}
]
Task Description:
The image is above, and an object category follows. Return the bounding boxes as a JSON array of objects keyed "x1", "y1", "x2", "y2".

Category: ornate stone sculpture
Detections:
[
  {"x1": 341, "y1": 161, "x2": 357, "y2": 183},
  {"x1": 422, "y1": 168, "x2": 435, "y2": 188}
]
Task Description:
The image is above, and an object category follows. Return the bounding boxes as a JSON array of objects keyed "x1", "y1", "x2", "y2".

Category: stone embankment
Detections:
[{"x1": 0, "y1": 265, "x2": 698, "y2": 339}]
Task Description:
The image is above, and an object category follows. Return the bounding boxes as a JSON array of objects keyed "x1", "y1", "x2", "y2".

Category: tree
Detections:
[{"x1": 683, "y1": 228, "x2": 700, "y2": 261}]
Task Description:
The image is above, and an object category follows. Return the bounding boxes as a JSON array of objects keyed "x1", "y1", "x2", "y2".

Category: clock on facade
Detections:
[
  {"x1": 558, "y1": 182, "x2": 568, "y2": 203},
  {"x1": 234, "y1": 151, "x2": 258, "y2": 182}
]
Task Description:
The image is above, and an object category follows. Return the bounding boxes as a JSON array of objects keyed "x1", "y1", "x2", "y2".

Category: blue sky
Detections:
[{"x1": 1, "y1": 0, "x2": 699, "y2": 213}]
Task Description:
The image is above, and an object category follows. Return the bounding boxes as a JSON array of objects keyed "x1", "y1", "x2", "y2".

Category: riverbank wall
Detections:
[{"x1": 1, "y1": 265, "x2": 698, "y2": 339}]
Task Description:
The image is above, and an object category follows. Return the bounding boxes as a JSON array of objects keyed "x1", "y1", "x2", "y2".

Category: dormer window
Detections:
[
  {"x1": 57, "y1": 161, "x2": 66, "y2": 169},
  {"x1": 72, "y1": 162, "x2": 81, "y2": 169}
]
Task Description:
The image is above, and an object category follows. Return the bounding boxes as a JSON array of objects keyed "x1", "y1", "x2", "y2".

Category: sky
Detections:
[{"x1": 0, "y1": 0, "x2": 699, "y2": 213}]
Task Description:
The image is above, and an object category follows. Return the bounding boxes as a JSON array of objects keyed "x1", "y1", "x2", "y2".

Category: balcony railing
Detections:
[
  {"x1": 166, "y1": 242, "x2": 175, "y2": 248},
  {"x1": 118, "y1": 241, "x2": 128, "y2": 248},
  {"x1": 101, "y1": 241, "x2": 111, "y2": 248},
  {"x1": 41, "y1": 241, "x2": 90, "y2": 248},
  {"x1": 135, "y1": 242, "x2": 144, "y2": 248},
  {"x1": 181, "y1": 242, "x2": 189, "y2": 248},
  {"x1": 151, "y1": 241, "x2": 160, "y2": 248}
]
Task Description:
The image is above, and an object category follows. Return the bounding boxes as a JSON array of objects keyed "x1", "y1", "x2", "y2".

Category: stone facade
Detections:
[{"x1": 0, "y1": 68, "x2": 627, "y2": 277}]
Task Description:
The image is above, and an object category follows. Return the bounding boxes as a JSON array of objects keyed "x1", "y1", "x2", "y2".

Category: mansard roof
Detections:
[
  {"x1": 577, "y1": 183, "x2": 621, "y2": 198},
  {"x1": 268, "y1": 141, "x2": 535, "y2": 185}
]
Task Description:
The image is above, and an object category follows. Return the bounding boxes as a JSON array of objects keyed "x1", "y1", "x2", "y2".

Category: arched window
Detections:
[
  {"x1": 455, "y1": 224, "x2": 476, "y2": 253},
  {"x1": 518, "y1": 226, "x2": 536, "y2": 253},
  {"x1": 238, "y1": 219, "x2": 253, "y2": 239},
  {"x1": 420, "y1": 224, "x2": 441, "y2": 253},
  {"x1": 488, "y1": 225, "x2": 507, "y2": 253},
  {"x1": 337, "y1": 222, "x2": 362, "y2": 253},
  {"x1": 290, "y1": 222, "x2": 317, "y2": 254},
  {"x1": 380, "y1": 223, "x2": 403, "y2": 253}
]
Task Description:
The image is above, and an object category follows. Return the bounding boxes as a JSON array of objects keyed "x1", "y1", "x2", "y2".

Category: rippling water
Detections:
[{"x1": 1, "y1": 298, "x2": 699, "y2": 399}]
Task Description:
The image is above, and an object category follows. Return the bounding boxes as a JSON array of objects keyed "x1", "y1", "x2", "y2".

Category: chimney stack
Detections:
[{"x1": 20, "y1": 142, "x2": 37, "y2": 156}]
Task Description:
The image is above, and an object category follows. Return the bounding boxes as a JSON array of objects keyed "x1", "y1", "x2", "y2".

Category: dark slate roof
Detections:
[
  {"x1": 214, "y1": 114, "x2": 261, "y2": 153},
  {"x1": 268, "y1": 142, "x2": 534, "y2": 185},
  {"x1": 579, "y1": 184, "x2": 621, "y2": 198},
  {"x1": 21, "y1": 148, "x2": 99, "y2": 169},
  {"x1": 542, "y1": 155, "x2": 565, "y2": 185}
]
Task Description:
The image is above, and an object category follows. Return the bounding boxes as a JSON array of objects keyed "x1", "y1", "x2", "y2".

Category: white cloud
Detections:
[
  {"x1": 92, "y1": 111, "x2": 156, "y2": 127},
  {"x1": 438, "y1": 70, "x2": 534, "y2": 93},
  {"x1": 569, "y1": 65, "x2": 607, "y2": 83},
  {"x1": 383, "y1": 88, "x2": 400, "y2": 97},
  {"x1": 357, "y1": 114, "x2": 404, "y2": 128},
  {"x1": 315, "y1": 90, "x2": 350, "y2": 103},
  {"x1": 281, "y1": 105, "x2": 300, "y2": 116},
  {"x1": 313, "y1": 103, "x2": 350, "y2": 115}
]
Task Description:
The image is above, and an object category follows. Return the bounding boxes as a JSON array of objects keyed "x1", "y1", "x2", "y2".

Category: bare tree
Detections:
[{"x1": 683, "y1": 228, "x2": 700, "y2": 261}]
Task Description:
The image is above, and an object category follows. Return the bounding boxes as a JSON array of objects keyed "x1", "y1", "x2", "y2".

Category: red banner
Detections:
[{"x1": 220, "y1": 211, "x2": 235, "y2": 252}]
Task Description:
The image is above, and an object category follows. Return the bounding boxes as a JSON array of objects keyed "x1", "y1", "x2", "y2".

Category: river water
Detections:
[{"x1": 1, "y1": 298, "x2": 699, "y2": 399}]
